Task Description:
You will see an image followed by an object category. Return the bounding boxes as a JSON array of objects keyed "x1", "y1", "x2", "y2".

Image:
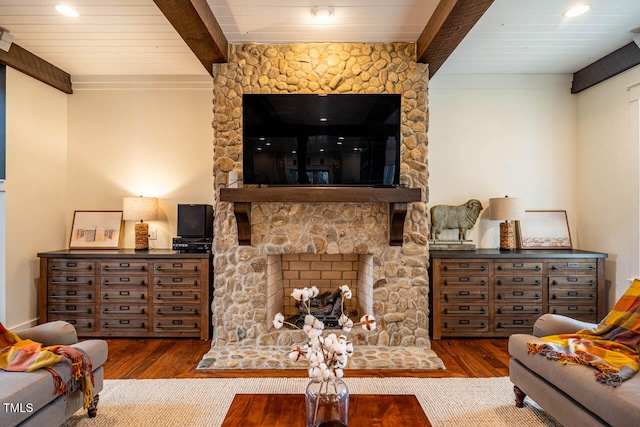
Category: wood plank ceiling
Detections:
[{"x1": 0, "y1": 0, "x2": 638, "y2": 94}]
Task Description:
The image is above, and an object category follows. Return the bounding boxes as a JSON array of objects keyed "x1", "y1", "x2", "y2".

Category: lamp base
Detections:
[
  {"x1": 499, "y1": 222, "x2": 516, "y2": 250},
  {"x1": 134, "y1": 222, "x2": 149, "y2": 250}
]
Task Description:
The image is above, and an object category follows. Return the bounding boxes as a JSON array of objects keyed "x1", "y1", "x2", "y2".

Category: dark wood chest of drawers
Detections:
[
  {"x1": 38, "y1": 250, "x2": 213, "y2": 340},
  {"x1": 429, "y1": 249, "x2": 607, "y2": 339}
]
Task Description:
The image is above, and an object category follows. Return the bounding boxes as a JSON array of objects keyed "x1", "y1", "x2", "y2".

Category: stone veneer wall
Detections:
[{"x1": 212, "y1": 42, "x2": 429, "y2": 348}]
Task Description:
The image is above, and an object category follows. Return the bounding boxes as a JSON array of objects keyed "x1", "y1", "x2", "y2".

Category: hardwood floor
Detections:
[{"x1": 101, "y1": 338, "x2": 510, "y2": 380}]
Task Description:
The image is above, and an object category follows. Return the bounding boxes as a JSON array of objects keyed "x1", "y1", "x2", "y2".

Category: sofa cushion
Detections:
[{"x1": 509, "y1": 333, "x2": 640, "y2": 427}]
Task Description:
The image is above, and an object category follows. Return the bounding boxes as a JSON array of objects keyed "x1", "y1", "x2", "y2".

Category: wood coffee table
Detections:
[{"x1": 221, "y1": 393, "x2": 431, "y2": 426}]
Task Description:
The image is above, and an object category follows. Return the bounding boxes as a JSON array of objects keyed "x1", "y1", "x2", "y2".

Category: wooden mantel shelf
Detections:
[{"x1": 219, "y1": 187, "x2": 421, "y2": 246}]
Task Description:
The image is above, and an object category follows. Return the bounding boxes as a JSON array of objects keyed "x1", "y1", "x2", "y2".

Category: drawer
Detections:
[
  {"x1": 154, "y1": 275, "x2": 201, "y2": 289},
  {"x1": 495, "y1": 317, "x2": 536, "y2": 332},
  {"x1": 549, "y1": 304, "x2": 597, "y2": 322},
  {"x1": 495, "y1": 288, "x2": 541, "y2": 303},
  {"x1": 101, "y1": 304, "x2": 147, "y2": 318},
  {"x1": 495, "y1": 276, "x2": 542, "y2": 287},
  {"x1": 155, "y1": 290, "x2": 201, "y2": 304},
  {"x1": 154, "y1": 261, "x2": 202, "y2": 275},
  {"x1": 495, "y1": 262, "x2": 542, "y2": 274},
  {"x1": 442, "y1": 289, "x2": 487, "y2": 304},
  {"x1": 548, "y1": 261, "x2": 597, "y2": 274},
  {"x1": 48, "y1": 286, "x2": 94, "y2": 303},
  {"x1": 549, "y1": 288, "x2": 596, "y2": 303},
  {"x1": 102, "y1": 275, "x2": 148, "y2": 287},
  {"x1": 549, "y1": 276, "x2": 596, "y2": 288},
  {"x1": 440, "y1": 275, "x2": 488, "y2": 287},
  {"x1": 48, "y1": 303, "x2": 93, "y2": 317},
  {"x1": 495, "y1": 304, "x2": 541, "y2": 316},
  {"x1": 48, "y1": 260, "x2": 95, "y2": 275},
  {"x1": 442, "y1": 317, "x2": 488, "y2": 333},
  {"x1": 101, "y1": 289, "x2": 148, "y2": 302},
  {"x1": 48, "y1": 275, "x2": 94, "y2": 286},
  {"x1": 101, "y1": 319, "x2": 148, "y2": 332},
  {"x1": 101, "y1": 260, "x2": 148, "y2": 274},
  {"x1": 154, "y1": 318, "x2": 200, "y2": 333},
  {"x1": 439, "y1": 261, "x2": 488, "y2": 275},
  {"x1": 155, "y1": 304, "x2": 200, "y2": 317},
  {"x1": 442, "y1": 304, "x2": 487, "y2": 316}
]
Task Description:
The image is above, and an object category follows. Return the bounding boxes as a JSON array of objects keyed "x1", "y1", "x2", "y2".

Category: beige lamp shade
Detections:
[
  {"x1": 123, "y1": 196, "x2": 158, "y2": 250},
  {"x1": 489, "y1": 196, "x2": 525, "y2": 250},
  {"x1": 123, "y1": 197, "x2": 158, "y2": 221},
  {"x1": 489, "y1": 196, "x2": 525, "y2": 221}
]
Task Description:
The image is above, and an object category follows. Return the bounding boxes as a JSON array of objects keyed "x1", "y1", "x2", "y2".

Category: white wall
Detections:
[
  {"x1": 67, "y1": 77, "x2": 214, "y2": 249},
  {"x1": 575, "y1": 65, "x2": 640, "y2": 304},
  {"x1": 4, "y1": 68, "x2": 68, "y2": 329},
  {"x1": 428, "y1": 74, "x2": 578, "y2": 248}
]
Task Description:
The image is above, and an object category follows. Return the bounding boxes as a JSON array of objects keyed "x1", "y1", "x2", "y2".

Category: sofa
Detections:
[
  {"x1": 509, "y1": 313, "x2": 640, "y2": 427},
  {"x1": 0, "y1": 321, "x2": 108, "y2": 427}
]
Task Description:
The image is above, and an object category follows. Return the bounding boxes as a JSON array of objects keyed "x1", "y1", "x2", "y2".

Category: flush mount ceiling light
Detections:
[
  {"x1": 55, "y1": 4, "x2": 80, "y2": 18},
  {"x1": 311, "y1": 6, "x2": 335, "y2": 20},
  {"x1": 563, "y1": 4, "x2": 591, "y2": 18}
]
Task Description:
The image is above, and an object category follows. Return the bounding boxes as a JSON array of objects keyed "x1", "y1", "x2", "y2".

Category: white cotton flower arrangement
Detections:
[{"x1": 272, "y1": 284, "x2": 376, "y2": 381}]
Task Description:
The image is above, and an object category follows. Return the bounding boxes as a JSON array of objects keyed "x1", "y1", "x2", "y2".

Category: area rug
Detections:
[{"x1": 61, "y1": 377, "x2": 561, "y2": 426}]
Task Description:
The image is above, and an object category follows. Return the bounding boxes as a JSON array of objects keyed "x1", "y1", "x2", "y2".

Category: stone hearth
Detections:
[{"x1": 210, "y1": 42, "x2": 431, "y2": 364}]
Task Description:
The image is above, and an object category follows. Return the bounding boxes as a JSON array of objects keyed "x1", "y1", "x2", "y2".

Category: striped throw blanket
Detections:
[
  {"x1": 0, "y1": 323, "x2": 94, "y2": 408},
  {"x1": 528, "y1": 279, "x2": 640, "y2": 387}
]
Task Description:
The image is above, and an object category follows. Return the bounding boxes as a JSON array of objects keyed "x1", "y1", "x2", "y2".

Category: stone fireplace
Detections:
[{"x1": 211, "y1": 42, "x2": 430, "y2": 350}]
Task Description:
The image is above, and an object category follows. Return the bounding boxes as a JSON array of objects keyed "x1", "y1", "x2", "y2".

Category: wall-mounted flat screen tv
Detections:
[{"x1": 242, "y1": 94, "x2": 401, "y2": 186}]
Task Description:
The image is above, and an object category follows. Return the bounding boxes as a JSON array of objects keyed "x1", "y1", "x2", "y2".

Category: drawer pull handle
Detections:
[
  {"x1": 103, "y1": 294, "x2": 146, "y2": 300},
  {"x1": 552, "y1": 308, "x2": 595, "y2": 315},
  {"x1": 552, "y1": 294, "x2": 596, "y2": 300},
  {"x1": 156, "y1": 266, "x2": 199, "y2": 272},
  {"x1": 156, "y1": 295, "x2": 199, "y2": 301},
  {"x1": 551, "y1": 265, "x2": 595, "y2": 271},
  {"x1": 497, "y1": 294, "x2": 540, "y2": 300},
  {"x1": 156, "y1": 308, "x2": 199, "y2": 315},
  {"x1": 498, "y1": 266, "x2": 541, "y2": 271},
  {"x1": 51, "y1": 265, "x2": 92, "y2": 271},
  {"x1": 102, "y1": 322, "x2": 146, "y2": 329},
  {"x1": 444, "y1": 308, "x2": 485, "y2": 315},
  {"x1": 156, "y1": 280, "x2": 199, "y2": 287},
  {"x1": 49, "y1": 294, "x2": 92, "y2": 300},
  {"x1": 49, "y1": 308, "x2": 92, "y2": 314},
  {"x1": 444, "y1": 266, "x2": 486, "y2": 272},
  {"x1": 444, "y1": 280, "x2": 486, "y2": 286},
  {"x1": 102, "y1": 308, "x2": 145, "y2": 314},
  {"x1": 103, "y1": 266, "x2": 146, "y2": 271},
  {"x1": 156, "y1": 323, "x2": 198, "y2": 329},
  {"x1": 49, "y1": 279, "x2": 93, "y2": 285}
]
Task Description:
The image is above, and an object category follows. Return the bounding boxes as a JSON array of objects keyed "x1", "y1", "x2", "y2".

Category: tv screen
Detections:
[{"x1": 242, "y1": 94, "x2": 401, "y2": 186}]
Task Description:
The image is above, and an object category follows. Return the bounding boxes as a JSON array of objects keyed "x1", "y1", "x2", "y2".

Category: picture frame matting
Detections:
[{"x1": 69, "y1": 210, "x2": 124, "y2": 249}]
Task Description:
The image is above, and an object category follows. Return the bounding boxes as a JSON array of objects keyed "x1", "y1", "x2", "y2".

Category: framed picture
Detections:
[
  {"x1": 517, "y1": 210, "x2": 572, "y2": 249},
  {"x1": 69, "y1": 210, "x2": 124, "y2": 249}
]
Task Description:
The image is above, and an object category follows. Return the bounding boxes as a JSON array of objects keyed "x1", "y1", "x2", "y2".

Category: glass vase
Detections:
[{"x1": 305, "y1": 378, "x2": 349, "y2": 427}]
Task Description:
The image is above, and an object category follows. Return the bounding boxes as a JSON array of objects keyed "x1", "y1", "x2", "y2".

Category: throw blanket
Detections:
[
  {"x1": 0, "y1": 323, "x2": 94, "y2": 408},
  {"x1": 528, "y1": 279, "x2": 640, "y2": 387}
]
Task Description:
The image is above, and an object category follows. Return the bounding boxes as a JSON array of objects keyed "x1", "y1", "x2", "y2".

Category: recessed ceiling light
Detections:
[
  {"x1": 563, "y1": 4, "x2": 591, "y2": 18},
  {"x1": 320, "y1": 117, "x2": 328, "y2": 122},
  {"x1": 55, "y1": 4, "x2": 80, "y2": 18},
  {"x1": 311, "y1": 6, "x2": 334, "y2": 21}
]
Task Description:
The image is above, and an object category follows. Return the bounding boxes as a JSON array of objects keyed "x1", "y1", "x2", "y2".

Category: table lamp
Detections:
[
  {"x1": 123, "y1": 196, "x2": 158, "y2": 250},
  {"x1": 489, "y1": 196, "x2": 525, "y2": 250}
]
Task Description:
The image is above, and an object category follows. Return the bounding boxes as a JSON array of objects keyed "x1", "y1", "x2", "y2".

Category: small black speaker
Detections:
[{"x1": 177, "y1": 204, "x2": 214, "y2": 238}]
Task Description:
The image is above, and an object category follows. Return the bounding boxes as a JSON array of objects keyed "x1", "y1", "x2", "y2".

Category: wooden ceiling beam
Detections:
[
  {"x1": 416, "y1": 0, "x2": 494, "y2": 78},
  {"x1": 571, "y1": 42, "x2": 640, "y2": 94},
  {"x1": 0, "y1": 43, "x2": 72, "y2": 94},
  {"x1": 153, "y1": 0, "x2": 228, "y2": 75}
]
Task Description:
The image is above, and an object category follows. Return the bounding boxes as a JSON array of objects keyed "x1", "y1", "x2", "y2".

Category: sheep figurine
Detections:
[{"x1": 430, "y1": 199, "x2": 483, "y2": 241}]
